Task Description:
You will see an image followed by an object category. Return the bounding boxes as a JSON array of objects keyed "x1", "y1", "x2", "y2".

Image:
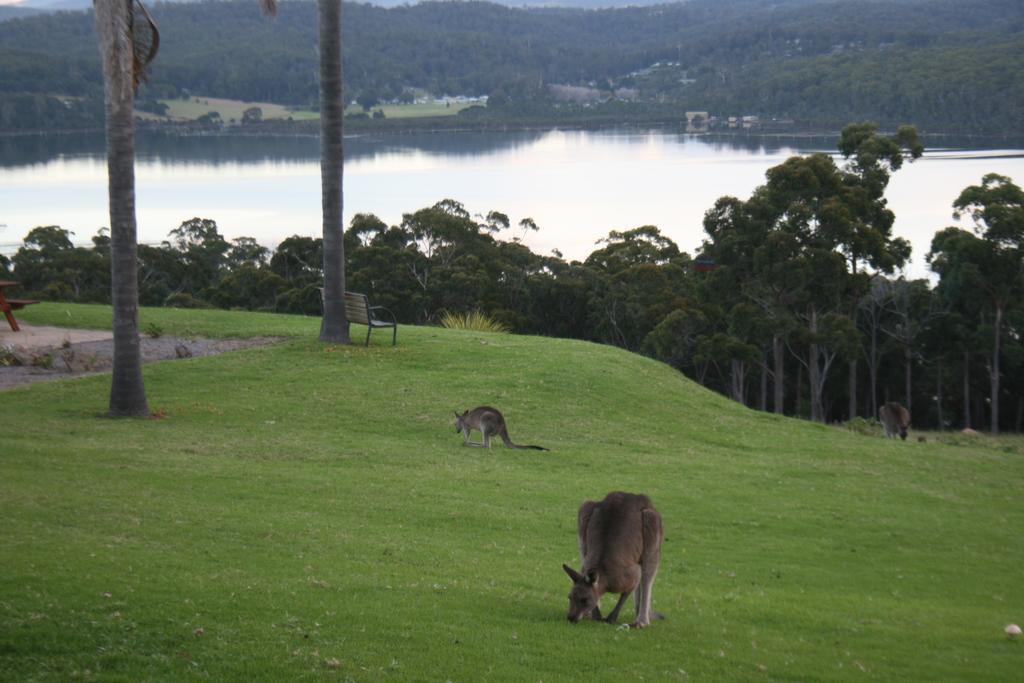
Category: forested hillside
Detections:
[{"x1": 0, "y1": 0, "x2": 1021, "y2": 133}]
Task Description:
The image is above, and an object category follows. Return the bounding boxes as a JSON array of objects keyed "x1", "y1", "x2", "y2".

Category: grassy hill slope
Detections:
[{"x1": 2, "y1": 303, "x2": 1022, "y2": 680}]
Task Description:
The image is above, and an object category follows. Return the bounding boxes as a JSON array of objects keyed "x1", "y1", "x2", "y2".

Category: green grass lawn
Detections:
[{"x1": 2, "y1": 303, "x2": 1022, "y2": 681}]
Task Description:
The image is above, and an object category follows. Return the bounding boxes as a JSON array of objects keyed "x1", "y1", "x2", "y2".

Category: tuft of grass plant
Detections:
[
  {"x1": 439, "y1": 309, "x2": 510, "y2": 333},
  {"x1": 842, "y1": 416, "x2": 882, "y2": 437},
  {"x1": 2, "y1": 303, "x2": 1023, "y2": 681}
]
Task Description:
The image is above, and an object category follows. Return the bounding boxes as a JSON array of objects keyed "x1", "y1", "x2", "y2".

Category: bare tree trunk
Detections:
[
  {"x1": 759, "y1": 355, "x2": 768, "y2": 411},
  {"x1": 809, "y1": 344, "x2": 824, "y2": 422},
  {"x1": 730, "y1": 359, "x2": 746, "y2": 405},
  {"x1": 904, "y1": 346, "x2": 912, "y2": 418},
  {"x1": 697, "y1": 363, "x2": 709, "y2": 386},
  {"x1": 962, "y1": 351, "x2": 971, "y2": 429},
  {"x1": 869, "y1": 323, "x2": 879, "y2": 419},
  {"x1": 318, "y1": 0, "x2": 350, "y2": 344},
  {"x1": 936, "y1": 357, "x2": 944, "y2": 431},
  {"x1": 807, "y1": 310, "x2": 824, "y2": 423},
  {"x1": 773, "y1": 334, "x2": 784, "y2": 414},
  {"x1": 848, "y1": 359, "x2": 857, "y2": 420},
  {"x1": 795, "y1": 363, "x2": 803, "y2": 419},
  {"x1": 96, "y1": 0, "x2": 149, "y2": 417},
  {"x1": 990, "y1": 304, "x2": 1002, "y2": 434}
]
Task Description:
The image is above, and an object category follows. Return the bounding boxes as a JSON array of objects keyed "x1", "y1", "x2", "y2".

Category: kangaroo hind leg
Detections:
[{"x1": 631, "y1": 508, "x2": 664, "y2": 628}]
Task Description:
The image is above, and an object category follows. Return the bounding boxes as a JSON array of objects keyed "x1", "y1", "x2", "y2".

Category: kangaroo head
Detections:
[
  {"x1": 454, "y1": 410, "x2": 466, "y2": 433},
  {"x1": 899, "y1": 425, "x2": 908, "y2": 440},
  {"x1": 562, "y1": 564, "x2": 599, "y2": 623}
]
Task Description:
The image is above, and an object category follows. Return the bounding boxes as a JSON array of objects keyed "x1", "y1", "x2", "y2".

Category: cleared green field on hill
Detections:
[
  {"x1": 148, "y1": 96, "x2": 473, "y2": 122},
  {"x1": 2, "y1": 303, "x2": 1022, "y2": 681}
]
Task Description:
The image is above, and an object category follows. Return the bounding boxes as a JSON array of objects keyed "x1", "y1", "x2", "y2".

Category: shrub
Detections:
[
  {"x1": 843, "y1": 416, "x2": 883, "y2": 437},
  {"x1": 438, "y1": 309, "x2": 510, "y2": 333},
  {"x1": 165, "y1": 292, "x2": 212, "y2": 309}
]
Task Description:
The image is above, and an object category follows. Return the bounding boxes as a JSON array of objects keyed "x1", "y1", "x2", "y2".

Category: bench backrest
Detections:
[
  {"x1": 343, "y1": 291, "x2": 371, "y2": 325},
  {"x1": 319, "y1": 288, "x2": 374, "y2": 325}
]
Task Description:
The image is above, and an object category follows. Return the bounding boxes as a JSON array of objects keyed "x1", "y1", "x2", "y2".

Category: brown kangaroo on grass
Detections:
[
  {"x1": 562, "y1": 491, "x2": 664, "y2": 628},
  {"x1": 454, "y1": 406, "x2": 548, "y2": 451},
  {"x1": 880, "y1": 401, "x2": 911, "y2": 440}
]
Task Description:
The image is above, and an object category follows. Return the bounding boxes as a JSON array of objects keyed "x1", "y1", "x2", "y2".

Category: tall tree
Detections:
[
  {"x1": 318, "y1": 0, "x2": 350, "y2": 343},
  {"x1": 835, "y1": 122, "x2": 921, "y2": 418},
  {"x1": 929, "y1": 174, "x2": 1024, "y2": 433},
  {"x1": 94, "y1": 0, "x2": 159, "y2": 417}
]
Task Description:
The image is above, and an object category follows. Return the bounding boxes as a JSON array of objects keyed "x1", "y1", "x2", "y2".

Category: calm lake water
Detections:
[{"x1": 1, "y1": 129, "x2": 1022, "y2": 278}]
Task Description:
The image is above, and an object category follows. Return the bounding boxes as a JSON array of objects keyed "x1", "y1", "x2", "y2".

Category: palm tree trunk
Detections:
[
  {"x1": 318, "y1": 0, "x2": 350, "y2": 343},
  {"x1": 96, "y1": 0, "x2": 149, "y2": 417}
]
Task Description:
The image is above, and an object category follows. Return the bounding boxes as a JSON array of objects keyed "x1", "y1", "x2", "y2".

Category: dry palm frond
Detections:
[{"x1": 130, "y1": 0, "x2": 159, "y2": 90}]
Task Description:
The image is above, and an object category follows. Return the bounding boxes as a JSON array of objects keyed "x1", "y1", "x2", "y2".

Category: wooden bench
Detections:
[{"x1": 320, "y1": 289, "x2": 397, "y2": 346}]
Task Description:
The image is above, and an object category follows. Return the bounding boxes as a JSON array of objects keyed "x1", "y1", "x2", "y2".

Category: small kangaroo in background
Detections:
[
  {"x1": 562, "y1": 491, "x2": 664, "y2": 629},
  {"x1": 454, "y1": 406, "x2": 548, "y2": 451},
  {"x1": 880, "y1": 401, "x2": 911, "y2": 440}
]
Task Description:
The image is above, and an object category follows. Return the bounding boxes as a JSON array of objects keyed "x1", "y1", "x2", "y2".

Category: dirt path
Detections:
[{"x1": 0, "y1": 324, "x2": 281, "y2": 389}]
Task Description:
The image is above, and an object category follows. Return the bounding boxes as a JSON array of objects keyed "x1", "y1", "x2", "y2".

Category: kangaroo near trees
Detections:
[
  {"x1": 454, "y1": 406, "x2": 548, "y2": 451},
  {"x1": 880, "y1": 401, "x2": 911, "y2": 440},
  {"x1": 562, "y1": 491, "x2": 664, "y2": 629}
]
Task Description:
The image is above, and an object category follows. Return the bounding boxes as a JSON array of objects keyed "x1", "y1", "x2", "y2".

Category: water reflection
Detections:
[
  {"x1": 2, "y1": 129, "x2": 1020, "y2": 169},
  {"x1": 0, "y1": 129, "x2": 553, "y2": 169},
  {"x1": 1, "y1": 128, "x2": 1021, "y2": 280}
]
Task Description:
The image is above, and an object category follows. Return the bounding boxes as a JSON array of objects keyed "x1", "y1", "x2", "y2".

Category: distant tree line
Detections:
[
  {"x1": 0, "y1": 0, "x2": 1021, "y2": 133},
  {"x1": 4, "y1": 124, "x2": 1022, "y2": 432}
]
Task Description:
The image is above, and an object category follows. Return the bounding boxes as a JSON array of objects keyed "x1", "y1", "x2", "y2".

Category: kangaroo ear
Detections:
[
  {"x1": 585, "y1": 570, "x2": 597, "y2": 585},
  {"x1": 563, "y1": 564, "x2": 583, "y2": 583}
]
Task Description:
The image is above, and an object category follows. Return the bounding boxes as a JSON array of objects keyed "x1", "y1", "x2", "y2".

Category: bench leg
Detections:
[
  {"x1": 365, "y1": 326, "x2": 371, "y2": 347},
  {"x1": 392, "y1": 325, "x2": 396, "y2": 346},
  {"x1": 2, "y1": 307, "x2": 19, "y2": 332}
]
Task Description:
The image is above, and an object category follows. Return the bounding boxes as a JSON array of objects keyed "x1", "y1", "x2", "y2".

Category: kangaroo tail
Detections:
[{"x1": 499, "y1": 425, "x2": 548, "y2": 451}]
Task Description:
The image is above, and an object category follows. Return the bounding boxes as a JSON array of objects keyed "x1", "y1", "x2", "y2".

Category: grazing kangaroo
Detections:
[
  {"x1": 880, "y1": 401, "x2": 911, "y2": 440},
  {"x1": 562, "y1": 491, "x2": 664, "y2": 629},
  {"x1": 454, "y1": 406, "x2": 548, "y2": 451}
]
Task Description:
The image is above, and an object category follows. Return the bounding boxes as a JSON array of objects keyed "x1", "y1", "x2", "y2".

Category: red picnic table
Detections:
[{"x1": 0, "y1": 280, "x2": 40, "y2": 332}]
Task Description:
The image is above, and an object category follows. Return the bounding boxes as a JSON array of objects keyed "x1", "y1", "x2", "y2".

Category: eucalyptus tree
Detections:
[
  {"x1": 584, "y1": 226, "x2": 691, "y2": 351},
  {"x1": 318, "y1": 0, "x2": 350, "y2": 343},
  {"x1": 857, "y1": 275, "x2": 891, "y2": 420},
  {"x1": 929, "y1": 174, "x2": 1024, "y2": 433},
  {"x1": 877, "y1": 278, "x2": 940, "y2": 418},
  {"x1": 834, "y1": 122, "x2": 921, "y2": 418},
  {"x1": 699, "y1": 124, "x2": 921, "y2": 422}
]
